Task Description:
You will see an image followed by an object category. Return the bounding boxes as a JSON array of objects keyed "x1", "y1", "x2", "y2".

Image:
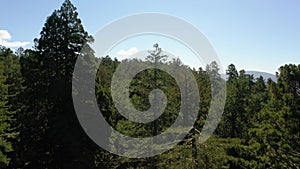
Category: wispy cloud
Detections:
[
  {"x1": 117, "y1": 47, "x2": 138, "y2": 56},
  {"x1": 0, "y1": 30, "x2": 30, "y2": 48}
]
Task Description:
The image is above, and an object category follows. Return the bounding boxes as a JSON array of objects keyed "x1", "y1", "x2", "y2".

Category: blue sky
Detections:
[{"x1": 1, "y1": 0, "x2": 300, "y2": 73}]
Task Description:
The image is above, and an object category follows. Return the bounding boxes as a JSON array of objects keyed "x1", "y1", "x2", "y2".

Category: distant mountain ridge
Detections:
[
  {"x1": 245, "y1": 71, "x2": 277, "y2": 82},
  {"x1": 221, "y1": 71, "x2": 277, "y2": 82}
]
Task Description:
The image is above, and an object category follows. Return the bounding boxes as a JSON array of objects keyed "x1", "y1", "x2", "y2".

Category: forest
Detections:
[{"x1": 0, "y1": 0, "x2": 299, "y2": 168}]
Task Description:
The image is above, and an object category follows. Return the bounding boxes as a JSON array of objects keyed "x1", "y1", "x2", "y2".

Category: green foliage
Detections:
[
  {"x1": 227, "y1": 64, "x2": 300, "y2": 169},
  {"x1": 0, "y1": 48, "x2": 11, "y2": 167},
  {"x1": 0, "y1": 46, "x2": 22, "y2": 168},
  {"x1": 157, "y1": 135, "x2": 240, "y2": 169},
  {"x1": 11, "y1": 0, "x2": 101, "y2": 168},
  {"x1": 217, "y1": 64, "x2": 255, "y2": 138},
  {"x1": 0, "y1": 0, "x2": 299, "y2": 168}
]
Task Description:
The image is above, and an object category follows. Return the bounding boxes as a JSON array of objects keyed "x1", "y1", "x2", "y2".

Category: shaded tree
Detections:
[{"x1": 13, "y1": 0, "x2": 100, "y2": 168}]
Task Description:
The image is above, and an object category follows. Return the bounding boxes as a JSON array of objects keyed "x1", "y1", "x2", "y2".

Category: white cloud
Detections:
[
  {"x1": 0, "y1": 30, "x2": 11, "y2": 39},
  {"x1": 0, "y1": 30, "x2": 30, "y2": 48},
  {"x1": 117, "y1": 47, "x2": 138, "y2": 56}
]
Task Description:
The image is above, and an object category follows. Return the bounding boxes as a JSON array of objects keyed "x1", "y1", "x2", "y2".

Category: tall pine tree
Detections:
[{"x1": 14, "y1": 0, "x2": 100, "y2": 168}]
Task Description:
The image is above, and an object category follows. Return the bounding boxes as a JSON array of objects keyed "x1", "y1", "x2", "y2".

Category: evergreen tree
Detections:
[
  {"x1": 227, "y1": 64, "x2": 300, "y2": 168},
  {"x1": 0, "y1": 47, "x2": 11, "y2": 167},
  {"x1": 0, "y1": 47, "x2": 22, "y2": 168},
  {"x1": 14, "y1": 1, "x2": 100, "y2": 168},
  {"x1": 217, "y1": 64, "x2": 255, "y2": 138}
]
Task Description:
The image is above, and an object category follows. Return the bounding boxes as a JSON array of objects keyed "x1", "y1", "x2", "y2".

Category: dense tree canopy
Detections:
[{"x1": 0, "y1": 0, "x2": 299, "y2": 168}]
